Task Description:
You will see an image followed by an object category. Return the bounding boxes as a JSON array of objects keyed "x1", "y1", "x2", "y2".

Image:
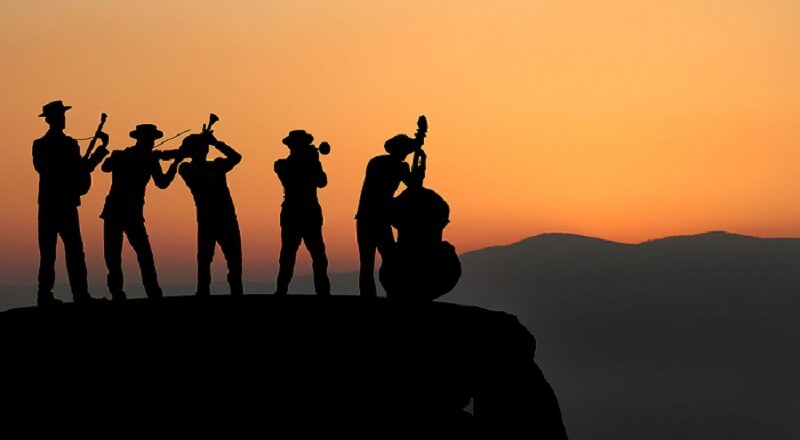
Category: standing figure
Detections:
[
  {"x1": 355, "y1": 117, "x2": 426, "y2": 297},
  {"x1": 100, "y1": 124, "x2": 182, "y2": 301},
  {"x1": 178, "y1": 124, "x2": 243, "y2": 296},
  {"x1": 33, "y1": 100, "x2": 108, "y2": 306},
  {"x1": 273, "y1": 130, "x2": 330, "y2": 296}
]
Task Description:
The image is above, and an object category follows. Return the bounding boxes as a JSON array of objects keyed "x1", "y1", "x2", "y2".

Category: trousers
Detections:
[
  {"x1": 104, "y1": 218, "x2": 162, "y2": 298},
  {"x1": 276, "y1": 219, "x2": 330, "y2": 295},
  {"x1": 356, "y1": 219, "x2": 394, "y2": 297},
  {"x1": 37, "y1": 205, "x2": 89, "y2": 299},
  {"x1": 197, "y1": 217, "x2": 243, "y2": 295}
]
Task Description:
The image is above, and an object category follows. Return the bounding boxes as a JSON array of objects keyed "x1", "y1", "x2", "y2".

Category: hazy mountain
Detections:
[
  {"x1": 452, "y1": 231, "x2": 800, "y2": 333},
  {"x1": 448, "y1": 231, "x2": 800, "y2": 440}
]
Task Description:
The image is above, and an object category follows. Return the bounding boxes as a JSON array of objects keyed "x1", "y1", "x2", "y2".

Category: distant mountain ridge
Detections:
[
  {"x1": 456, "y1": 230, "x2": 800, "y2": 299},
  {"x1": 472, "y1": 230, "x2": 797, "y2": 253},
  {"x1": 448, "y1": 230, "x2": 800, "y2": 440}
]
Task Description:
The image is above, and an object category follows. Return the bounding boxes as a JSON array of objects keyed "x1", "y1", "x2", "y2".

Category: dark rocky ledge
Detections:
[{"x1": 0, "y1": 295, "x2": 568, "y2": 437}]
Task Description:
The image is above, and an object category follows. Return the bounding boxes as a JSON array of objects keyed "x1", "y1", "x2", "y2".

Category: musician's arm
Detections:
[
  {"x1": 85, "y1": 134, "x2": 109, "y2": 172},
  {"x1": 416, "y1": 150, "x2": 427, "y2": 180},
  {"x1": 86, "y1": 149, "x2": 108, "y2": 172},
  {"x1": 101, "y1": 151, "x2": 118, "y2": 172},
  {"x1": 407, "y1": 150, "x2": 426, "y2": 187},
  {"x1": 178, "y1": 162, "x2": 195, "y2": 187},
  {"x1": 316, "y1": 169, "x2": 328, "y2": 189},
  {"x1": 315, "y1": 158, "x2": 328, "y2": 189},
  {"x1": 152, "y1": 157, "x2": 182, "y2": 189},
  {"x1": 398, "y1": 162, "x2": 413, "y2": 185},
  {"x1": 32, "y1": 141, "x2": 46, "y2": 174},
  {"x1": 178, "y1": 162, "x2": 189, "y2": 179},
  {"x1": 274, "y1": 158, "x2": 286, "y2": 176},
  {"x1": 213, "y1": 140, "x2": 242, "y2": 171}
]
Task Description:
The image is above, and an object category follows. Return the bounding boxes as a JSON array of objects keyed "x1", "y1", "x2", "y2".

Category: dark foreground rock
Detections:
[{"x1": 0, "y1": 295, "x2": 567, "y2": 437}]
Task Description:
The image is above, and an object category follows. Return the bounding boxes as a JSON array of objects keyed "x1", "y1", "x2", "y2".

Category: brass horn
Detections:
[{"x1": 206, "y1": 113, "x2": 219, "y2": 131}]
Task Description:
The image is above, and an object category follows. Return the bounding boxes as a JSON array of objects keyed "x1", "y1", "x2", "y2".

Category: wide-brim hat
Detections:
[
  {"x1": 38, "y1": 100, "x2": 72, "y2": 117},
  {"x1": 384, "y1": 134, "x2": 417, "y2": 155},
  {"x1": 282, "y1": 129, "x2": 314, "y2": 147},
  {"x1": 130, "y1": 124, "x2": 164, "y2": 140}
]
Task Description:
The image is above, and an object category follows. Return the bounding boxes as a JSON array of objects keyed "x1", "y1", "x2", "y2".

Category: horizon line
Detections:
[{"x1": 472, "y1": 229, "x2": 800, "y2": 254}]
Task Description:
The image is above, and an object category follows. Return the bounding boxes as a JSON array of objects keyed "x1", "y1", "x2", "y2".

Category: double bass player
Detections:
[{"x1": 355, "y1": 116, "x2": 426, "y2": 297}]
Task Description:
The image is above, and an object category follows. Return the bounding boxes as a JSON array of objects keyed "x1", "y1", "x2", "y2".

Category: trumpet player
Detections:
[
  {"x1": 178, "y1": 123, "x2": 244, "y2": 296},
  {"x1": 273, "y1": 130, "x2": 330, "y2": 296}
]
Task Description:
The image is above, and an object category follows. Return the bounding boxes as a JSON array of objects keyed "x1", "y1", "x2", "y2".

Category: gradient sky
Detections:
[{"x1": 1, "y1": 1, "x2": 799, "y2": 285}]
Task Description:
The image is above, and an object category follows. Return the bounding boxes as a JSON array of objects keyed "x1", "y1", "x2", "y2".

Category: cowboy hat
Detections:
[
  {"x1": 129, "y1": 124, "x2": 164, "y2": 140},
  {"x1": 282, "y1": 129, "x2": 314, "y2": 147},
  {"x1": 38, "y1": 100, "x2": 72, "y2": 117}
]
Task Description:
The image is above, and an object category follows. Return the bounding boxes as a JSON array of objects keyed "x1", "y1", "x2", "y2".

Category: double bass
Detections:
[{"x1": 379, "y1": 116, "x2": 462, "y2": 301}]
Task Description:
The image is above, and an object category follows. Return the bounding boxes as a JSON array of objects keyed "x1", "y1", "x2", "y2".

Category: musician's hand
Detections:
[
  {"x1": 96, "y1": 131, "x2": 109, "y2": 147},
  {"x1": 155, "y1": 149, "x2": 177, "y2": 161},
  {"x1": 203, "y1": 129, "x2": 218, "y2": 146},
  {"x1": 93, "y1": 144, "x2": 110, "y2": 160}
]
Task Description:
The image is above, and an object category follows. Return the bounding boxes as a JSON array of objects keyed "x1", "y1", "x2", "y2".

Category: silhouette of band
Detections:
[{"x1": 33, "y1": 101, "x2": 458, "y2": 304}]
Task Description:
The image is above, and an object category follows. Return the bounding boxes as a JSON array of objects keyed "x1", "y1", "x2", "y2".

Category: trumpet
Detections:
[
  {"x1": 156, "y1": 113, "x2": 219, "y2": 160},
  {"x1": 203, "y1": 113, "x2": 219, "y2": 133},
  {"x1": 316, "y1": 141, "x2": 331, "y2": 156}
]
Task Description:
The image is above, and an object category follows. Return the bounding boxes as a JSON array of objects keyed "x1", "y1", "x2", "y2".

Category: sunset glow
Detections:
[{"x1": 2, "y1": 1, "x2": 799, "y2": 285}]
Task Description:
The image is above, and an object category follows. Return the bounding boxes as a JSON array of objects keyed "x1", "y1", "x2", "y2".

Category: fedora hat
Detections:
[
  {"x1": 384, "y1": 134, "x2": 417, "y2": 155},
  {"x1": 38, "y1": 100, "x2": 72, "y2": 117},
  {"x1": 282, "y1": 129, "x2": 314, "y2": 147},
  {"x1": 129, "y1": 124, "x2": 164, "y2": 140}
]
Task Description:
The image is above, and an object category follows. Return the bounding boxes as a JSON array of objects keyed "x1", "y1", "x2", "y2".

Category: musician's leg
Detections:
[
  {"x1": 218, "y1": 218, "x2": 243, "y2": 296},
  {"x1": 60, "y1": 207, "x2": 90, "y2": 301},
  {"x1": 196, "y1": 221, "x2": 215, "y2": 296},
  {"x1": 37, "y1": 206, "x2": 58, "y2": 304},
  {"x1": 374, "y1": 222, "x2": 395, "y2": 258},
  {"x1": 275, "y1": 223, "x2": 302, "y2": 295},
  {"x1": 126, "y1": 221, "x2": 162, "y2": 299},
  {"x1": 303, "y1": 223, "x2": 330, "y2": 296},
  {"x1": 357, "y1": 220, "x2": 377, "y2": 298},
  {"x1": 104, "y1": 219, "x2": 125, "y2": 300}
]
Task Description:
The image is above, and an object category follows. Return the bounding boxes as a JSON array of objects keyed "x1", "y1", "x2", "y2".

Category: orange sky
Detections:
[{"x1": 1, "y1": 1, "x2": 799, "y2": 285}]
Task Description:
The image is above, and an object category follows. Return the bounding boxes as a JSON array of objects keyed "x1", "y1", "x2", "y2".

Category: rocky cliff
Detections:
[{"x1": 0, "y1": 295, "x2": 567, "y2": 437}]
